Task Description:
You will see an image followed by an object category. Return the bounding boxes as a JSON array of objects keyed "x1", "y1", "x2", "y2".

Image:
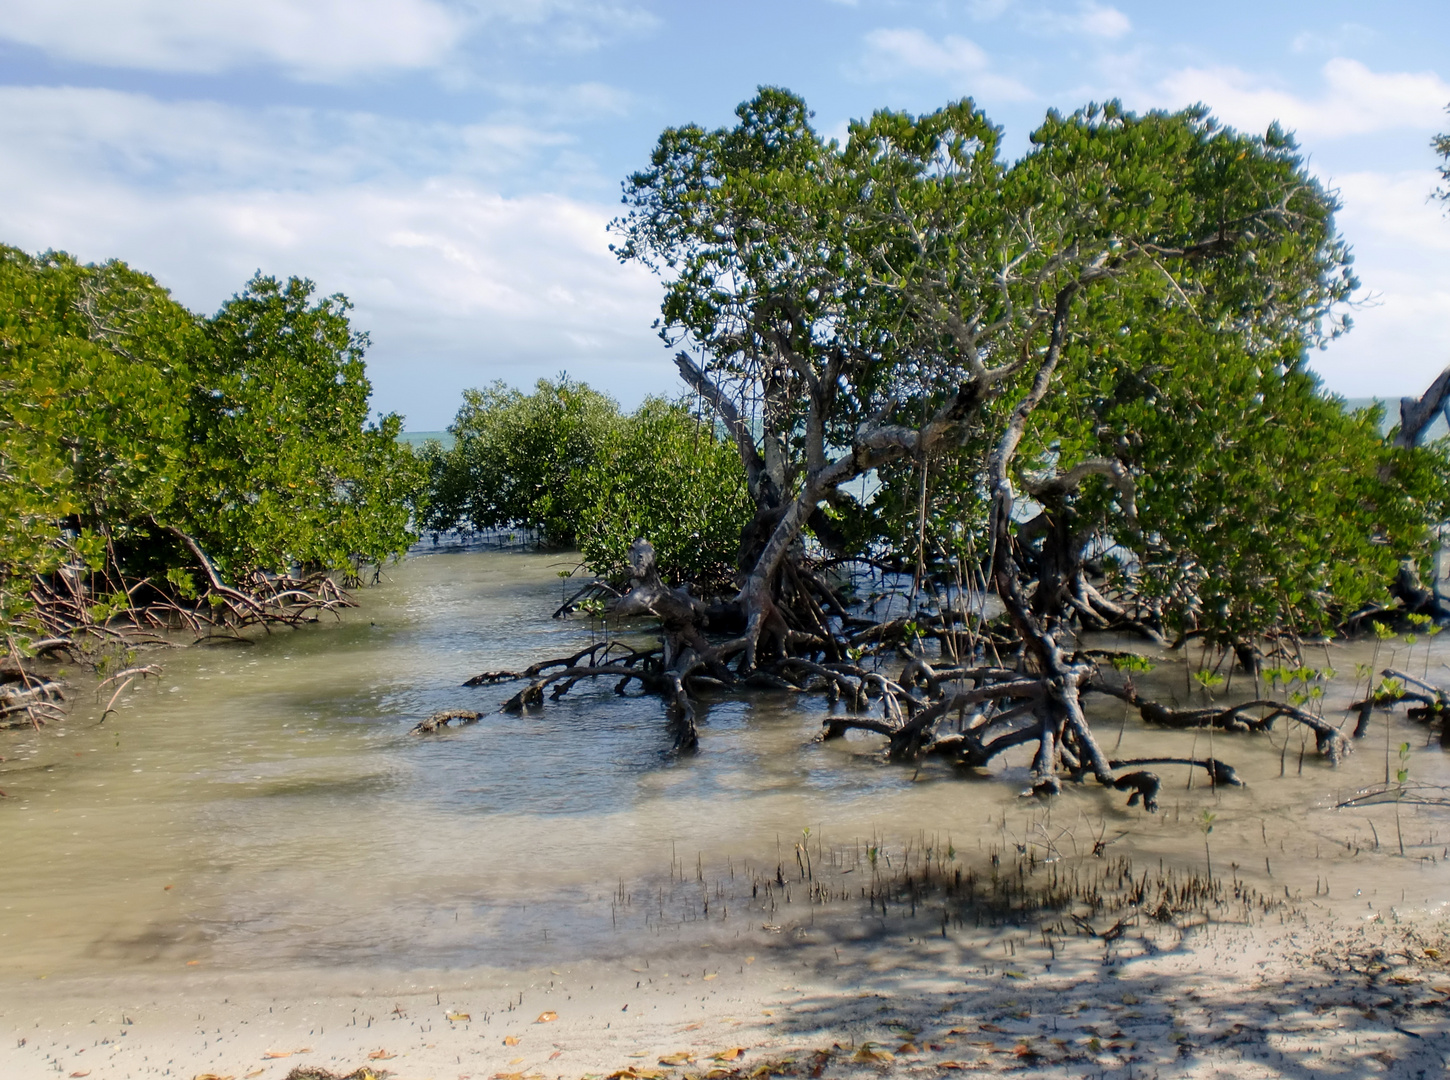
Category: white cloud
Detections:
[
  {"x1": 0, "y1": 86, "x2": 590, "y2": 191},
  {"x1": 0, "y1": 0, "x2": 464, "y2": 81},
  {"x1": 0, "y1": 87, "x2": 667, "y2": 428},
  {"x1": 1313, "y1": 169, "x2": 1450, "y2": 396},
  {"x1": 859, "y1": 27, "x2": 1033, "y2": 101},
  {"x1": 0, "y1": 0, "x2": 658, "y2": 82},
  {"x1": 1159, "y1": 58, "x2": 1450, "y2": 140},
  {"x1": 1289, "y1": 23, "x2": 1376, "y2": 56},
  {"x1": 1046, "y1": 2, "x2": 1130, "y2": 40}
]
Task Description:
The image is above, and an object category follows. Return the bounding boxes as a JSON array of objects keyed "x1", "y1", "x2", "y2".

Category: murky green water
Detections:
[{"x1": 3, "y1": 548, "x2": 1449, "y2": 979}]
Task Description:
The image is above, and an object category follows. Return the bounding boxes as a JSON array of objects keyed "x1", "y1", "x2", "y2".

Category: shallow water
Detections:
[{"x1": 3, "y1": 548, "x2": 1450, "y2": 980}]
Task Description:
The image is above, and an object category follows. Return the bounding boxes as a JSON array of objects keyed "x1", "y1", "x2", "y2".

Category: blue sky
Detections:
[{"x1": 1, "y1": 1, "x2": 1447, "y2": 429}]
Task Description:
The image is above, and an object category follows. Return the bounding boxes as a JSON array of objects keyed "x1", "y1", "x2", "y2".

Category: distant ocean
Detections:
[
  {"x1": 1343, "y1": 397, "x2": 1448, "y2": 441},
  {"x1": 397, "y1": 430, "x2": 453, "y2": 449}
]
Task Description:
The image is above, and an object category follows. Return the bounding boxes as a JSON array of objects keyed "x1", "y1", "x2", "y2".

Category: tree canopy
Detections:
[
  {"x1": 610, "y1": 90, "x2": 1446, "y2": 657},
  {"x1": 449, "y1": 87, "x2": 1450, "y2": 804}
]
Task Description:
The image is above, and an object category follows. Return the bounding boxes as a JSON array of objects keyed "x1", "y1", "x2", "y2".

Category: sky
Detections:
[{"x1": 0, "y1": 1, "x2": 1447, "y2": 430}]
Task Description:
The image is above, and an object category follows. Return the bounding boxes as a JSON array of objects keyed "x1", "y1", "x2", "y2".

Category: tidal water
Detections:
[{"x1": 3, "y1": 548, "x2": 1449, "y2": 980}]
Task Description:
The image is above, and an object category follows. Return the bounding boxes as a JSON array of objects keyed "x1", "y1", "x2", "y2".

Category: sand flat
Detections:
[{"x1": 4, "y1": 903, "x2": 1448, "y2": 1080}]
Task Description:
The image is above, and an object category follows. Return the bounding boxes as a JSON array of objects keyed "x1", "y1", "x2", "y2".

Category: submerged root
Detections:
[{"x1": 409, "y1": 709, "x2": 482, "y2": 735}]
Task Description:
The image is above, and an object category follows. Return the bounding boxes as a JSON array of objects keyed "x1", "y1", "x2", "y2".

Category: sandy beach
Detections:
[{"x1": 4, "y1": 889, "x2": 1448, "y2": 1080}]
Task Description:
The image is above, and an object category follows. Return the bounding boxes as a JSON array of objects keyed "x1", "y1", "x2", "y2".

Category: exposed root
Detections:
[
  {"x1": 552, "y1": 579, "x2": 621, "y2": 618},
  {"x1": 1110, "y1": 756, "x2": 1245, "y2": 787},
  {"x1": 1111, "y1": 770, "x2": 1162, "y2": 812},
  {"x1": 1090, "y1": 680, "x2": 1349, "y2": 763},
  {"x1": 1349, "y1": 667, "x2": 1450, "y2": 737},
  {"x1": 463, "y1": 640, "x2": 653, "y2": 687},
  {"x1": 0, "y1": 650, "x2": 67, "y2": 729},
  {"x1": 97, "y1": 664, "x2": 162, "y2": 720}
]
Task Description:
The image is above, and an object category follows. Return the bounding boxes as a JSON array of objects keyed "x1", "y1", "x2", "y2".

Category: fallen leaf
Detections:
[
  {"x1": 549, "y1": 1050, "x2": 562, "y2": 1060},
  {"x1": 704, "y1": 973, "x2": 718, "y2": 981},
  {"x1": 509, "y1": 1058, "x2": 525, "y2": 1066},
  {"x1": 68, "y1": 1073, "x2": 91, "y2": 1078},
  {"x1": 244, "y1": 1071, "x2": 265, "y2": 1079},
  {"x1": 713, "y1": 1047, "x2": 745, "y2": 1062},
  {"x1": 447, "y1": 1011, "x2": 472, "y2": 1022},
  {"x1": 262, "y1": 1051, "x2": 292, "y2": 1060},
  {"x1": 1012, "y1": 1044, "x2": 1039, "y2": 1060},
  {"x1": 937, "y1": 1064, "x2": 970, "y2": 1071},
  {"x1": 978, "y1": 1023, "x2": 1004, "y2": 1033},
  {"x1": 896, "y1": 1042, "x2": 919, "y2": 1054},
  {"x1": 192, "y1": 1074, "x2": 233, "y2": 1080},
  {"x1": 1425, "y1": 948, "x2": 1441, "y2": 960},
  {"x1": 1121, "y1": 993, "x2": 1140, "y2": 1005},
  {"x1": 1002, "y1": 970, "x2": 1025, "y2": 979},
  {"x1": 851, "y1": 1045, "x2": 894, "y2": 1064},
  {"x1": 745, "y1": 957, "x2": 755, "y2": 964},
  {"x1": 536, "y1": 1011, "x2": 558, "y2": 1023},
  {"x1": 368, "y1": 1049, "x2": 396, "y2": 1061},
  {"x1": 186, "y1": 960, "x2": 200, "y2": 966},
  {"x1": 659, "y1": 1052, "x2": 695, "y2": 1065},
  {"x1": 503, "y1": 1035, "x2": 521, "y2": 1046}
]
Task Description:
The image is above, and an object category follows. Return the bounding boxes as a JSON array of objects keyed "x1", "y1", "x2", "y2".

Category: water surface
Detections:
[{"x1": 3, "y1": 548, "x2": 1449, "y2": 979}]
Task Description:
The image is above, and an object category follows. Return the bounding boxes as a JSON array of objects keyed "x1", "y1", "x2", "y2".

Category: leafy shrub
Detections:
[{"x1": 0, "y1": 245, "x2": 421, "y2": 645}]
